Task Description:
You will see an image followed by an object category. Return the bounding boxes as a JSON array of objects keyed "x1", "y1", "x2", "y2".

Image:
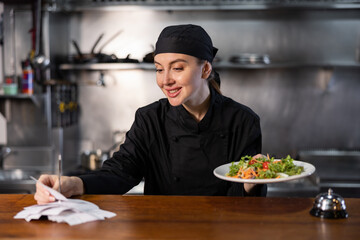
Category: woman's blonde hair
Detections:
[
  {"x1": 208, "y1": 70, "x2": 221, "y2": 95},
  {"x1": 198, "y1": 59, "x2": 221, "y2": 95}
]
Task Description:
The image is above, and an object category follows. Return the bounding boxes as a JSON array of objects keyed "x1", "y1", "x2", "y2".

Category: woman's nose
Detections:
[{"x1": 161, "y1": 71, "x2": 174, "y2": 85}]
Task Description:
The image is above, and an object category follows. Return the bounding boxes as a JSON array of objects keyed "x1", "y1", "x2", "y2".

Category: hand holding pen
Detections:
[
  {"x1": 34, "y1": 175, "x2": 85, "y2": 205},
  {"x1": 33, "y1": 155, "x2": 85, "y2": 205}
]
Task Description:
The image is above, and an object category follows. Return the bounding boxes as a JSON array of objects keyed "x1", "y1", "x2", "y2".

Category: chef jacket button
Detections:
[
  {"x1": 219, "y1": 134, "x2": 225, "y2": 138},
  {"x1": 173, "y1": 176, "x2": 180, "y2": 182},
  {"x1": 172, "y1": 136, "x2": 178, "y2": 142}
]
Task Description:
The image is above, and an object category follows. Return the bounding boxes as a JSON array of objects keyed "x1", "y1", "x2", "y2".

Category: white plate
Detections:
[{"x1": 213, "y1": 160, "x2": 316, "y2": 184}]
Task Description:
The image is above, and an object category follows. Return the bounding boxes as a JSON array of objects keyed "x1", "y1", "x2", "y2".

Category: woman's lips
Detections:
[{"x1": 166, "y1": 88, "x2": 181, "y2": 98}]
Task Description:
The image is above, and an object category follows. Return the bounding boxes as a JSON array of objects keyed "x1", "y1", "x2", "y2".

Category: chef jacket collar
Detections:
[{"x1": 173, "y1": 87, "x2": 221, "y2": 133}]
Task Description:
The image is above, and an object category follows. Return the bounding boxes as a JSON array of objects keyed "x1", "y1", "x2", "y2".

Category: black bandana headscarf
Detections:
[{"x1": 154, "y1": 24, "x2": 218, "y2": 63}]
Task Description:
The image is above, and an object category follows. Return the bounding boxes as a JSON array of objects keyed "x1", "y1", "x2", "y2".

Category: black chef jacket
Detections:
[{"x1": 79, "y1": 87, "x2": 266, "y2": 196}]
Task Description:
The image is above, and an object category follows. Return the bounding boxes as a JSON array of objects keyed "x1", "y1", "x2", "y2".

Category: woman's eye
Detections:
[
  {"x1": 156, "y1": 69, "x2": 163, "y2": 73},
  {"x1": 173, "y1": 67, "x2": 183, "y2": 71}
]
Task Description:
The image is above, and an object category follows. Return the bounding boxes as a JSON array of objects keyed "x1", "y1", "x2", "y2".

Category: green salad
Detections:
[{"x1": 226, "y1": 155, "x2": 304, "y2": 179}]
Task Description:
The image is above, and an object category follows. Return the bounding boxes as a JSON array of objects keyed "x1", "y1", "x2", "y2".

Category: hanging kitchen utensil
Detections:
[
  {"x1": 94, "y1": 30, "x2": 131, "y2": 63},
  {"x1": 91, "y1": 33, "x2": 104, "y2": 53},
  {"x1": 70, "y1": 33, "x2": 104, "y2": 63},
  {"x1": 31, "y1": 0, "x2": 41, "y2": 58},
  {"x1": 96, "y1": 30, "x2": 122, "y2": 54},
  {"x1": 30, "y1": 0, "x2": 51, "y2": 84},
  {"x1": 69, "y1": 30, "x2": 124, "y2": 64}
]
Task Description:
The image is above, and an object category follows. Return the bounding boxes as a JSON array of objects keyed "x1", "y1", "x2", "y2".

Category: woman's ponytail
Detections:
[{"x1": 208, "y1": 69, "x2": 221, "y2": 94}]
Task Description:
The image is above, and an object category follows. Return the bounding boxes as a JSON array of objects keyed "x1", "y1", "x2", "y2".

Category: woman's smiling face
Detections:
[{"x1": 154, "y1": 53, "x2": 211, "y2": 108}]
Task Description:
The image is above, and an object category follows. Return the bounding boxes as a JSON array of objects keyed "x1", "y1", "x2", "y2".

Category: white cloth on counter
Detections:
[{"x1": 14, "y1": 177, "x2": 116, "y2": 226}]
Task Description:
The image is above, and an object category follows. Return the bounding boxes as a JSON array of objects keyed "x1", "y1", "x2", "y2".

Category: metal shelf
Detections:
[
  {"x1": 46, "y1": 0, "x2": 360, "y2": 12},
  {"x1": 0, "y1": 93, "x2": 45, "y2": 107},
  {"x1": 0, "y1": 94, "x2": 36, "y2": 99},
  {"x1": 59, "y1": 62, "x2": 155, "y2": 71},
  {"x1": 215, "y1": 61, "x2": 360, "y2": 69},
  {"x1": 59, "y1": 61, "x2": 360, "y2": 71}
]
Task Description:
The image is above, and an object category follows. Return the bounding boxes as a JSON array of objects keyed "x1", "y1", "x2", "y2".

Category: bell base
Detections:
[{"x1": 310, "y1": 208, "x2": 348, "y2": 219}]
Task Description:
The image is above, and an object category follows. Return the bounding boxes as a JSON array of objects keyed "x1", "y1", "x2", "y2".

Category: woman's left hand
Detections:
[{"x1": 243, "y1": 153, "x2": 265, "y2": 194}]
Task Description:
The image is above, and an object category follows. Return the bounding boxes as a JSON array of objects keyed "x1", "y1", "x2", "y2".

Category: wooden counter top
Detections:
[{"x1": 0, "y1": 194, "x2": 359, "y2": 239}]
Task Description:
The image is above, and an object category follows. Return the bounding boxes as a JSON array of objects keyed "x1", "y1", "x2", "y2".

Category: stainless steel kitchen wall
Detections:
[
  {"x1": 2, "y1": 7, "x2": 360, "y2": 171},
  {"x1": 59, "y1": 9, "x2": 360, "y2": 159}
]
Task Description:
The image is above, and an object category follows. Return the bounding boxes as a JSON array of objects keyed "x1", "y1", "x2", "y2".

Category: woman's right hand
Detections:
[{"x1": 34, "y1": 174, "x2": 84, "y2": 205}]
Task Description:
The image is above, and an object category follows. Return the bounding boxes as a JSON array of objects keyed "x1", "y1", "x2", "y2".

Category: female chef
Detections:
[{"x1": 35, "y1": 24, "x2": 266, "y2": 204}]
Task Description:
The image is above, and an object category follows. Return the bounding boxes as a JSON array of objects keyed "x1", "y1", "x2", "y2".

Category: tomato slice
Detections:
[{"x1": 262, "y1": 161, "x2": 269, "y2": 170}]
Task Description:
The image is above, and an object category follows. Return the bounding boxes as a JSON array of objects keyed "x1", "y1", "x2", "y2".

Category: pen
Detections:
[{"x1": 58, "y1": 154, "x2": 62, "y2": 194}]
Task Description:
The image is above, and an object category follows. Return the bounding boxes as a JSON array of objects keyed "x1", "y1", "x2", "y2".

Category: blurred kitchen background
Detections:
[{"x1": 0, "y1": 0, "x2": 359, "y2": 197}]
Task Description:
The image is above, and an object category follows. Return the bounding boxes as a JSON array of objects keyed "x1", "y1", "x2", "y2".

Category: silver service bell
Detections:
[{"x1": 310, "y1": 188, "x2": 348, "y2": 219}]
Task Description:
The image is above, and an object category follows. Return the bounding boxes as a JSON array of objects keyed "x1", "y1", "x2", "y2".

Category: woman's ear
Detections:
[{"x1": 201, "y1": 61, "x2": 212, "y2": 79}]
